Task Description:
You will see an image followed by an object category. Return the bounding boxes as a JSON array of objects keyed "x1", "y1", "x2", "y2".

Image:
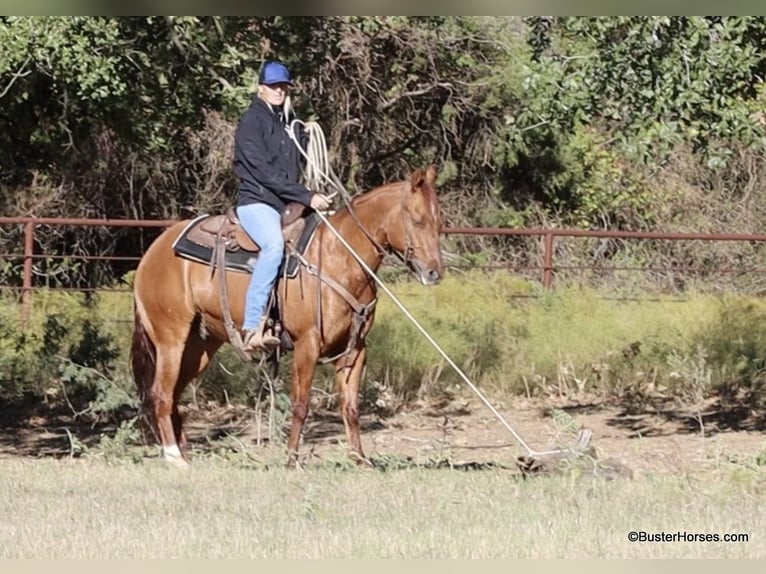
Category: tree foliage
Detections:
[
  {"x1": 2, "y1": 16, "x2": 766, "y2": 288},
  {"x1": 502, "y1": 16, "x2": 766, "y2": 227}
]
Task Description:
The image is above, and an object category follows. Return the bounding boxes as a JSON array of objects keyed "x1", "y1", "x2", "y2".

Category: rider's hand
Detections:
[{"x1": 310, "y1": 193, "x2": 331, "y2": 211}]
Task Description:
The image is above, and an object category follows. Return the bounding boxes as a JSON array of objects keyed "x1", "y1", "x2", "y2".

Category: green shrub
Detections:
[
  {"x1": 0, "y1": 291, "x2": 134, "y2": 415},
  {"x1": 365, "y1": 271, "x2": 536, "y2": 400},
  {"x1": 3, "y1": 274, "x2": 765, "y2": 422}
]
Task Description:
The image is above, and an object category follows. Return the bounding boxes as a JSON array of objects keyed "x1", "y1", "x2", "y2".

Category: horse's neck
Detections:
[{"x1": 324, "y1": 184, "x2": 402, "y2": 274}]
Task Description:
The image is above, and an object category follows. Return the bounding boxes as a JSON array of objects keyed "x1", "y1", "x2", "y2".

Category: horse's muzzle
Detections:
[{"x1": 409, "y1": 259, "x2": 443, "y2": 286}]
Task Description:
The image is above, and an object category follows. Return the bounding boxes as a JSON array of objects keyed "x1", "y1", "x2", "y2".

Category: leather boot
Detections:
[{"x1": 242, "y1": 317, "x2": 280, "y2": 352}]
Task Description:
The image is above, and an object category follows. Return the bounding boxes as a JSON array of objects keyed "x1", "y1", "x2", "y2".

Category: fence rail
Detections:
[{"x1": 3, "y1": 216, "x2": 766, "y2": 324}]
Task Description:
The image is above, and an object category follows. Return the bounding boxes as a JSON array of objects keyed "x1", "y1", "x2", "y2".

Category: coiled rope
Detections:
[{"x1": 288, "y1": 119, "x2": 348, "y2": 201}]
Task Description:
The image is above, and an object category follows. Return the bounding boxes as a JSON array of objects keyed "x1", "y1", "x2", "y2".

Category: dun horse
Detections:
[{"x1": 130, "y1": 165, "x2": 444, "y2": 466}]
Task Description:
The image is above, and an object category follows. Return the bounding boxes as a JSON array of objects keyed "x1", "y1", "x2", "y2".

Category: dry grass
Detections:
[{"x1": 0, "y1": 456, "x2": 763, "y2": 558}]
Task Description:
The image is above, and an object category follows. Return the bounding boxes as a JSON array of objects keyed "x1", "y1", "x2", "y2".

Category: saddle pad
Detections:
[
  {"x1": 170, "y1": 215, "x2": 254, "y2": 274},
  {"x1": 171, "y1": 212, "x2": 322, "y2": 277}
]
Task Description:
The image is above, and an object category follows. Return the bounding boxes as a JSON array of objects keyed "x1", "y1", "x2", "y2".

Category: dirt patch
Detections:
[
  {"x1": 3, "y1": 392, "x2": 762, "y2": 477},
  {"x1": 303, "y1": 395, "x2": 766, "y2": 475}
]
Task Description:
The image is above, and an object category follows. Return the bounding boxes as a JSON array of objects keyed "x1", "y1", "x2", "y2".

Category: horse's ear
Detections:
[
  {"x1": 410, "y1": 168, "x2": 426, "y2": 192},
  {"x1": 425, "y1": 164, "x2": 437, "y2": 185},
  {"x1": 410, "y1": 165, "x2": 437, "y2": 192}
]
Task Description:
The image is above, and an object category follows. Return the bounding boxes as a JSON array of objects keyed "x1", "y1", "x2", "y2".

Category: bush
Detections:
[
  {"x1": 0, "y1": 290, "x2": 134, "y2": 417},
  {"x1": 3, "y1": 274, "x2": 765, "y2": 424}
]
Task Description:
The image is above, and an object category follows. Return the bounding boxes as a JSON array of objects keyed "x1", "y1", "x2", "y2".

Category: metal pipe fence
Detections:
[{"x1": 3, "y1": 216, "x2": 766, "y2": 325}]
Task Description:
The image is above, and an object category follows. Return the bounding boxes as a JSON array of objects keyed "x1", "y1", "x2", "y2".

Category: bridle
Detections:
[{"x1": 341, "y1": 184, "x2": 419, "y2": 272}]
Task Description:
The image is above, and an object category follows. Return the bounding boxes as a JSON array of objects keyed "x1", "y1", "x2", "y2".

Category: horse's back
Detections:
[{"x1": 135, "y1": 221, "x2": 191, "y2": 289}]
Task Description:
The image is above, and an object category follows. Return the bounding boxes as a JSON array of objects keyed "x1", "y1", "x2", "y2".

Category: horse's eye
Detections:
[{"x1": 412, "y1": 215, "x2": 424, "y2": 227}]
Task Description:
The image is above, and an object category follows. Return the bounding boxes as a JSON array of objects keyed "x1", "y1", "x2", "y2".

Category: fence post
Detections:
[
  {"x1": 542, "y1": 231, "x2": 554, "y2": 289},
  {"x1": 22, "y1": 220, "x2": 34, "y2": 328}
]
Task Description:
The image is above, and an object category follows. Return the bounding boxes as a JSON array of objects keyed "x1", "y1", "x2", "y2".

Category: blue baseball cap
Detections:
[{"x1": 259, "y1": 60, "x2": 294, "y2": 86}]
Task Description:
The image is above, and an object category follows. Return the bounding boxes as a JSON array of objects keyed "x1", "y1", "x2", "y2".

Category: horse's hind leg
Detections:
[
  {"x1": 173, "y1": 332, "x2": 223, "y2": 457},
  {"x1": 145, "y1": 343, "x2": 188, "y2": 466},
  {"x1": 334, "y1": 346, "x2": 370, "y2": 465}
]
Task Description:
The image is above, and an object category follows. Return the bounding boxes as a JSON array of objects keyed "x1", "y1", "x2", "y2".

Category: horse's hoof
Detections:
[
  {"x1": 350, "y1": 452, "x2": 373, "y2": 468},
  {"x1": 162, "y1": 446, "x2": 190, "y2": 469}
]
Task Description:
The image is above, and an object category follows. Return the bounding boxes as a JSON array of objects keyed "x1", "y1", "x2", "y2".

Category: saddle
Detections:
[
  {"x1": 171, "y1": 202, "x2": 322, "y2": 362},
  {"x1": 184, "y1": 202, "x2": 309, "y2": 260},
  {"x1": 172, "y1": 202, "x2": 319, "y2": 276}
]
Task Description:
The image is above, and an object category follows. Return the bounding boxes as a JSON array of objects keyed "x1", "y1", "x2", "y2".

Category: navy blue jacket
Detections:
[{"x1": 233, "y1": 96, "x2": 312, "y2": 213}]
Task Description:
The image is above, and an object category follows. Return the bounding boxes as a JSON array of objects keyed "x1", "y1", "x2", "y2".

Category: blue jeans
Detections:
[{"x1": 237, "y1": 203, "x2": 285, "y2": 330}]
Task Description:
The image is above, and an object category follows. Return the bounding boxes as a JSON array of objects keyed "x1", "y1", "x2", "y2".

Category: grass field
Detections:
[
  {"x1": 2, "y1": 278, "x2": 766, "y2": 559},
  {"x1": 0, "y1": 455, "x2": 762, "y2": 559}
]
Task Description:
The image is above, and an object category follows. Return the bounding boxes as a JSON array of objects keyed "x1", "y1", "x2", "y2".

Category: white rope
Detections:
[
  {"x1": 303, "y1": 121, "x2": 330, "y2": 194},
  {"x1": 287, "y1": 120, "x2": 577, "y2": 459},
  {"x1": 287, "y1": 119, "x2": 345, "y2": 200}
]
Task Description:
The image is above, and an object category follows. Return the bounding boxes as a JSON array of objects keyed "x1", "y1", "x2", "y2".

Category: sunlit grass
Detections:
[
  {"x1": 365, "y1": 272, "x2": 750, "y2": 401},
  {"x1": 0, "y1": 457, "x2": 762, "y2": 558}
]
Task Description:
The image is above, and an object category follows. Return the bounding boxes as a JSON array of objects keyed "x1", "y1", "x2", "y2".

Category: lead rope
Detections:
[{"x1": 287, "y1": 120, "x2": 584, "y2": 460}]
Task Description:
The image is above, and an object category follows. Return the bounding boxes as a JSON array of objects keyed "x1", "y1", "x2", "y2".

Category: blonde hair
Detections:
[{"x1": 256, "y1": 84, "x2": 294, "y2": 123}]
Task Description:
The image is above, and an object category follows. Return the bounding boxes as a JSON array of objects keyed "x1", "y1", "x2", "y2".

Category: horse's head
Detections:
[{"x1": 390, "y1": 165, "x2": 444, "y2": 285}]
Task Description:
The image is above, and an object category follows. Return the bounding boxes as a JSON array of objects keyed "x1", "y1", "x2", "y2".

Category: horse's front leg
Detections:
[
  {"x1": 286, "y1": 334, "x2": 321, "y2": 468},
  {"x1": 334, "y1": 345, "x2": 371, "y2": 466}
]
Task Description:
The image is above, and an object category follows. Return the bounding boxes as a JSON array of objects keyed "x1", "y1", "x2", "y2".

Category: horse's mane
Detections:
[
  {"x1": 345, "y1": 174, "x2": 438, "y2": 212},
  {"x1": 327, "y1": 170, "x2": 440, "y2": 226},
  {"x1": 347, "y1": 180, "x2": 406, "y2": 209}
]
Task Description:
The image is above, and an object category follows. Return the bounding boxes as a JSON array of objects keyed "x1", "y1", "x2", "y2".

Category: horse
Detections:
[{"x1": 130, "y1": 165, "x2": 444, "y2": 467}]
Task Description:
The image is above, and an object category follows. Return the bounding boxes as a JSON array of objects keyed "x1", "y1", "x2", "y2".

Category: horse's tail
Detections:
[{"x1": 130, "y1": 300, "x2": 157, "y2": 438}]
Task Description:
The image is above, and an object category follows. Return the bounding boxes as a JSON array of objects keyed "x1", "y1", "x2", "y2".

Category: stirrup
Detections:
[{"x1": 242, "y1": 325, "x2": 280, "y2": 352}]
